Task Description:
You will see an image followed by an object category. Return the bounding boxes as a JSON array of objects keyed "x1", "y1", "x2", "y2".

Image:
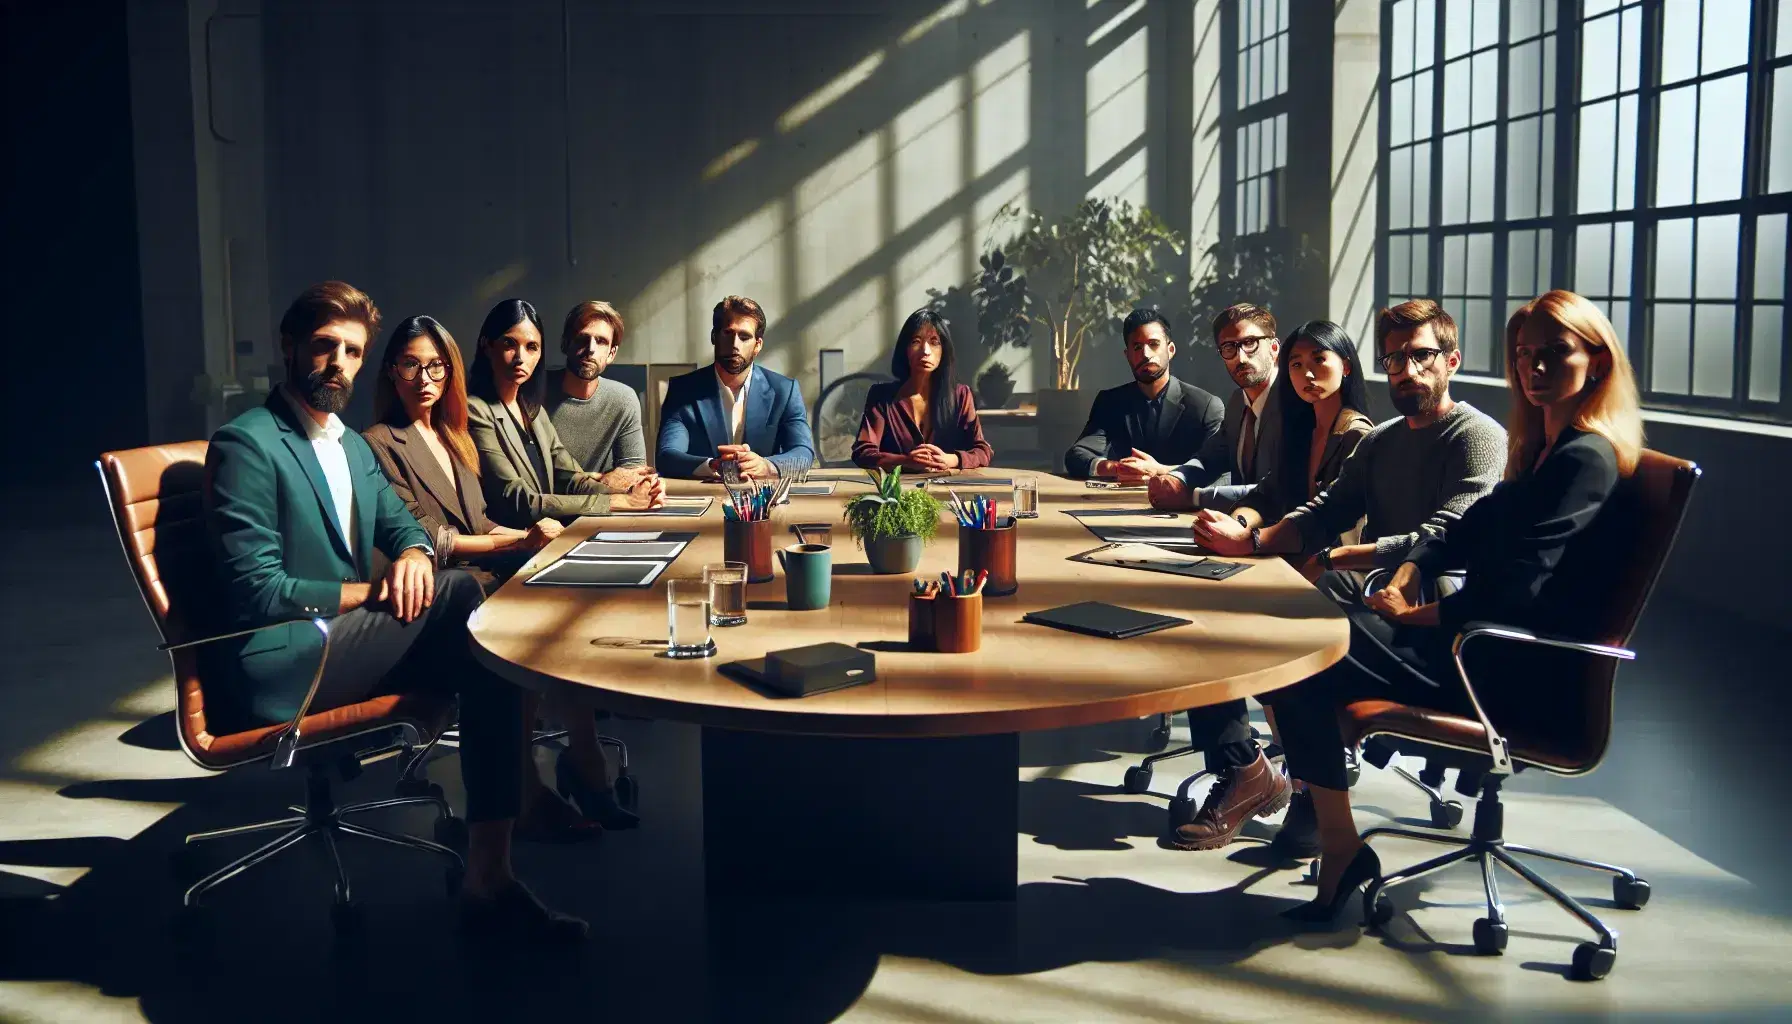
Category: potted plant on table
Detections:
[{"x1": 842, "y1": 466, "x2": 944, "y2": 574}]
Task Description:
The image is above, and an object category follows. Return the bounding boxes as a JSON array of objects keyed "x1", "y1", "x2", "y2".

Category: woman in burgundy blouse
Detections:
[{"x1": 853, "y1": 309, "x2": 995, "y2": 471}]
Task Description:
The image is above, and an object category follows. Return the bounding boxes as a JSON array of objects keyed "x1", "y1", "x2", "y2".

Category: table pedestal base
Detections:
[{"x1": 701, "y1": 729, "x2": 1019, "y2": 902}]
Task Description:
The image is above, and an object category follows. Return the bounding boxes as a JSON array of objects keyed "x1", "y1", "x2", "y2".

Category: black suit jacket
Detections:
[{"x1": 1064, "y1": 376, "x2": 1225, "y2": 478}]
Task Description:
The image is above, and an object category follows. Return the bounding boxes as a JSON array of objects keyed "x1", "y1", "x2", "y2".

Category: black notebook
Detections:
[{"x1": 1022, "y1": 601, "x2": 1192, "y2": 640}]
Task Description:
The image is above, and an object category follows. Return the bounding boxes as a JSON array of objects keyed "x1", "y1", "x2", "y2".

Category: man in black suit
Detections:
[{"x1": 1064, "y1": 309, "x2": 1224, "y2": 480}]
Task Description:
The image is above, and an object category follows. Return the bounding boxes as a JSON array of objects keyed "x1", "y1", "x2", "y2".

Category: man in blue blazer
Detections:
[
  {"x1": 204, "y1": 281, "x2": 585, "y2": 943},
  {"x1": 655, "y1": 295, "x2": 816, "y2": 479}
]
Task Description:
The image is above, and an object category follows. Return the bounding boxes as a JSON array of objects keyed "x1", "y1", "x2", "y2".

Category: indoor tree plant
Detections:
[
  {"x1": 842, "y1": 466, "x2": 944, "y2": 574},
  {"x1": 1183, "y1": 233, "x2": 1318, "y2": 342},
  {"x1": 997, "y1": 198, "x2": 1183, "y2": 468}
]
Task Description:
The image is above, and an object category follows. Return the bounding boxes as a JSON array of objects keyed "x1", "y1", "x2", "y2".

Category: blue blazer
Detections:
[
  {"x1": 203, "y1": 392, "x2": 430, "y2": 723},
  {"x1": 655, "y1": 364, "x2": 816, "y2": 479}
]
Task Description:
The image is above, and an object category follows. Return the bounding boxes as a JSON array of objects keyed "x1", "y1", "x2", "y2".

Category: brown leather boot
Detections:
[{"x1": 1166, "y1": 753, "x2": 1292, "y2": 850}]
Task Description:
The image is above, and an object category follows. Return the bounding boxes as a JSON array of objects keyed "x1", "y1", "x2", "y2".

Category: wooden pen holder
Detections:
[
  {"x1": 724, "y1": 518, "x2": 776, "y2": 584},
  {"x1": 931, "y1": 592, "x2": 983, "y2": 653},
  {"x1": 958, "y1": 517, "x2": 1018, "y2": 597},
  {"x1": 907, "y1": 592, "x2": 936, "y2": 650}
]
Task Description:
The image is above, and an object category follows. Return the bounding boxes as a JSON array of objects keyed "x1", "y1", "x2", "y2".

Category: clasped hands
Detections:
[
  {"x1": 603, "y1": 464, "x2": 666, "y2": 510},
  {"x1": 905, "y1": 444, "x2": 959, "y2": 472},
  {"x1": 714, "y1": 444, "x2": 776, "y2": 481}
]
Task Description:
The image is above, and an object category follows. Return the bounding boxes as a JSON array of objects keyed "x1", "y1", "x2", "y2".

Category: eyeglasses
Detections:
[
  {"x1": 1217, "y1": 337, "x2": 1263, "y2": 360},
  {"x1": 1377, "y1": 347, "x2": 1443, "y2": 373},
  {"x1": 395, "y1": 359, "x2": 448, "y2": 382}
]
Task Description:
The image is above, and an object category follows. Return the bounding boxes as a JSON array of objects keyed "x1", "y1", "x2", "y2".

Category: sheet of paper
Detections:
[
  {"x1": 596, "y1": 531, "x2": 662, "y2": 542},
  {"x1": 1081, "y1": 543, "x2": 1208, "y2": 567},
  {"x1": 565, "y1": 539, "x2": 688, "y2": 560},
  {"x1": 525, "y1": 558, "x2": 668, "y2": 587}
]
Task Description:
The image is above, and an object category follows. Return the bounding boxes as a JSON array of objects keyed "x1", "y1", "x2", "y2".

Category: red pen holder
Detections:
[{"x1": 958, "y1": 517, "x2": 1018, "y2": 597}]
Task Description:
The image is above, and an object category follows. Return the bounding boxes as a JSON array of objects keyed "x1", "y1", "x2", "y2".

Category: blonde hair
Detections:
[{"x1": 1502, "y1": 290, "x2": 1643, "y2": 480}]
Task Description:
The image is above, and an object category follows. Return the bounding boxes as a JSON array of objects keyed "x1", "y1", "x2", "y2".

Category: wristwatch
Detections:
[
  {"x1": 1318, "y1": 546, "x2": 1335, "y2": 571},
  {"x1": 1249, "y1": 527, "x2": 1262, "y2": 555},
  {"x1": 1234, "y1": 513, "x2": 1249, "y2": 528}
]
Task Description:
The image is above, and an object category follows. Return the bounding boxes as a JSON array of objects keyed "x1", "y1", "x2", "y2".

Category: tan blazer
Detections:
[{"x1": 363, "y1": 421, "x2": 522, "y2": 593}]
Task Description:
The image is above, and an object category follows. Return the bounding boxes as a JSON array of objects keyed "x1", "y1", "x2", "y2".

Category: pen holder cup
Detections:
[
  {"x1": 907, "y1": 593, "x2": 936, "y2": 650},
  {"x1": 958, "y1": 518, "x2": 1018, "y2": 597},
  {"x1": 931, "y1": 592, "x2": 983, "y2": 654},
  {"x1": 724, "y1": 518, "x2": 776, "y2": 584}
]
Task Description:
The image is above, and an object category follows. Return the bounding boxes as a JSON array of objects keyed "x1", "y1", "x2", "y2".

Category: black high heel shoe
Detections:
[
  {"x1": 1282, "y1": 845, "x2": 1380, "y2": 924},
  {"x1": 555, "y1": 749, "x2": 641, "y2": 830}
]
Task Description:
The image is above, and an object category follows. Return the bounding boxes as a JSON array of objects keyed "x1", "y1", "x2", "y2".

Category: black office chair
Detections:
[
  {"x1": 813, "y1": 371, "x2": 894, "y2": 467},
  {"x1": 1352, "y1": 450, "x2": 1699, "y2": 981}
]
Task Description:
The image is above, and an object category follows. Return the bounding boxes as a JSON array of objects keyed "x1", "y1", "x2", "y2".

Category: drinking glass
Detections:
[
  {"x1": 665, "y1": 578, "x2": 716, "y2": 658},
  {"x1": 705, "y1": 560, "x2": 748, "y2": 626},
  {"x1": 1012, "y1": 476, "x2": 1039, "y2": 518}
]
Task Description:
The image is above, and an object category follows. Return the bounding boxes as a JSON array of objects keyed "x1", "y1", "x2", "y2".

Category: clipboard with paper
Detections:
[{"x1": 1069, "y1": 542, "x2": 1250, "y2": 581}]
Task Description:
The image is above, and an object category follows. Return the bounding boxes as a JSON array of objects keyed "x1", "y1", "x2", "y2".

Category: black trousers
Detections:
[
  {"x1": 308, "y1": 569, "x2": 524, "y2": 823},
  {"x1": 1260, "y1": 570, "x2": 1472, "y2": 791}
]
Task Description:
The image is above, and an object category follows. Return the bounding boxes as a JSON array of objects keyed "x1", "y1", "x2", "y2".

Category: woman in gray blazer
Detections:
[
  {"x1": 368, "y1": 313, "x2": 640, "y2": 834},
  {"x1": 466, "y1": 299, "x2": 662, "y2": 526}
]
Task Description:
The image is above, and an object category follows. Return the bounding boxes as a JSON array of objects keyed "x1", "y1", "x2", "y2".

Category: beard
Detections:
[
  {"x1": 1230, "y1": 360, "x2": 1271, "y2": 389},
  {"x1": 720, "y1": 351, "x2": 754, "y2": 375},
  {"x1": 1390, "y1": 377, "x2": 1445, "y2": 417},
  {"x1": 1131, "y1": 362, "x2": 1168, "y2": 385},
  {"x1": 570, "y1": 357, "x2": 603, "y2": 381},
  {"x1": 293, "y1": 361, "x2": 353, "y2": 414}
]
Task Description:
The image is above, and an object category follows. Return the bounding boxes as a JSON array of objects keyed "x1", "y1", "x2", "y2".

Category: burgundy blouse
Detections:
[{"x1": 852, "y1": 382, "x2": 994, "y2": 470}]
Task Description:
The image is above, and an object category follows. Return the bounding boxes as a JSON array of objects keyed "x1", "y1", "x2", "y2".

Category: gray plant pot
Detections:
[{"x1": 863, "y1": 533, "x2": 924, "y2": 575}]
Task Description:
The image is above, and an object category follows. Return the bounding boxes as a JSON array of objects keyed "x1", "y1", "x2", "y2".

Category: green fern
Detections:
[{"x1": 842, "y1": 466, "x2": 944, "y2": 545}]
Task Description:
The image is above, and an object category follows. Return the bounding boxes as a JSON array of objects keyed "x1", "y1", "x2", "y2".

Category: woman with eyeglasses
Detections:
[
  {"x1": 365, "y1": 315, "x2": 560, "y2": 594},
  {"x1": 1256, "y1": 290, "x2": 1643, "y2": 926},
  {"x1": 365, "y1": 315, "x2": 633, "y2": 840}
]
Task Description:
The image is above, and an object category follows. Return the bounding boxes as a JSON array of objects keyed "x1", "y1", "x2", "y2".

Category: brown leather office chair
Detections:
[
  {"x1": 1350, "y1": 449, "x2": 1700, "y2": 981},
  {"x1": 98, "y1": 442, "x2": 464, "y2": 930}
]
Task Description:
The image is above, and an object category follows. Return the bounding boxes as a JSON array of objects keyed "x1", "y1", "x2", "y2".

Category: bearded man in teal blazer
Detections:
[{"x1": 202, "y1": 281, "x2": 585, "y2": 943}]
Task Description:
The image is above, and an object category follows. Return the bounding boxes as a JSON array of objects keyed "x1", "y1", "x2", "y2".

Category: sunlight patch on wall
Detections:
[
  {"x1": 473, "y1": 262, "x2": 529, "y2": 305},
  {"x1": 1086, "y1": 28, "x2": 1148, "y2": 178},
  {"x1": 795, "y1": 134, "x2": 883, "y2": 303},
  {"x1": 894, "y1": 77, "x2": 965, "y2": 234},
  {"x1": 691, "y1": 200, "x2": 787, "y2": 364},
  {"x1": 628, "y1": 261, "x2": 691, "y2": 364},
  {"x1": 895, "y1": 218, "x2": 966, "y2": 317},
  {"x1": 1089, "y1": 148, "x2": 1148, "y2": 207},
  {"x1": 778, "y1": 51, "x2": 886, "y2": 133},
  {"x1": 973, "y1": 165, "x2": 1031, "y2": 247},
  {"x1": 800, "y1": 277, "x2": 884, "y2": 379},
  {"x1": 899, "y1": 0, "x2": 969, "y2": 46},
  {"x1": 1088, "y1": 0, "x2": 1147, "y2": 46},
  {"x1": 702, "y1": 138, "x2": 760, "y2": 182},
  {"x1": 1190, "y1": 0, "x2": 1225, "y2": 282},
  {"x1": 973, "y1": 31, "x2": 1030, "y2": 177}
]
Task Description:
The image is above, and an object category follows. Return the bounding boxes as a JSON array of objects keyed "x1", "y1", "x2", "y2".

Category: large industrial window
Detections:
[
  {"x1": 1228, "y1": 0, "x2": 1291, "y2": 237},
  {"x1": 1378, "y1": 0, "x2": 1792, "y2": 423}
]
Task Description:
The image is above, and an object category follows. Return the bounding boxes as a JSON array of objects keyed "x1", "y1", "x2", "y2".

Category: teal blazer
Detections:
[{"x1": 203, "y1": 392, "x2": 430, "y2": 723}]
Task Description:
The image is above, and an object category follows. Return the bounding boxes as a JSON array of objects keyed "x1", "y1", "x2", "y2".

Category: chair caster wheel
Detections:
[
  {"x1": 1365, "y1": 892, "x2": 1395, "y2": 930},
  {"x1": 1613, "y1": 876, "x2": 1650, "y2": 910},
  {"x1": 330, "y1": 896, "x2": 364, "y2": 934},
  {"x1": 1472, "y1": 917, "x2": 1508, "y2": 954},
  {"x1": 1121, "y1": 765, "x2": 1153, "y2": 795},
  {"x1": 614, "y1": 774, "x2": 639, "y2": 812},
  {"x1": 1167, "y1": 796, "x2": 1197, "y2": 828},
  {"x1": 434, "y1": 814, "x2": 469, "y2": 854},
  {"x1": 1146, "y1": 723, "x2": 1171, "y2": 752},
  {"x1": 1431, "y1": 799, "x2": 1464, "y2": 830},
  {"x1": 1570, "y1": 941, "x2": 1615, "y2": 981}
]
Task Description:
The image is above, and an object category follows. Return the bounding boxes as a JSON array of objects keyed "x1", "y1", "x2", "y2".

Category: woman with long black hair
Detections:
[{"x1": 852, "y1": 308, "x2": 994, "y2": 471}]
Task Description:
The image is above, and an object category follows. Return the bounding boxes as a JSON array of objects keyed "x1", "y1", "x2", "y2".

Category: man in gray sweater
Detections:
[
  {"x1": 546, "y1": 301, "x2": 650, "y2": 484},
  {"x1": 1174, "y1": 299, "x2": 1507, "y2": 857}
]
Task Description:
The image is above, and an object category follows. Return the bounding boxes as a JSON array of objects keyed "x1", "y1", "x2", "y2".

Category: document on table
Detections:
[
  {"x1": 1084, "y1": 523, "x2": 1202, "y2": 547},
  {"x1": 597, "y1": 531, "x2": 661, "y2": 541},
  {"x1": 1070, "y1": 543, "x2": 1249, "y2": 581},
  {"x1": 565, "y1": 539, "x2": 689, "y2": 560},
  {"x1": 630, "y1": 496, "x2": 713, "y2": 517},
  {"x1": 525, "y1": 558, "x2": 669, "y2": 587}
]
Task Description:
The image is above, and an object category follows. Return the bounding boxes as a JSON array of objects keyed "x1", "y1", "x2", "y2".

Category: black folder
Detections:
[{"x1": 1021, "y1": 601, "x2": 1191, "y2": 640}]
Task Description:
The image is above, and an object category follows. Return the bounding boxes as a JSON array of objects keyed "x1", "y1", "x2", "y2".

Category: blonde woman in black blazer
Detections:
[{"x1": 368, "y1": 314, "x2": 639, "y2": 835}]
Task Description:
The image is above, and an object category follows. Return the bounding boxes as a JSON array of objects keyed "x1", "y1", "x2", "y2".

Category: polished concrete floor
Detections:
[{"x1": 3, "y1": 492, "x2": 1791, "y2": 1022}]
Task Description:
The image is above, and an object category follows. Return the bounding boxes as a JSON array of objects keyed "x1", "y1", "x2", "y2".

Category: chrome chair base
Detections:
[
  {"x1": 180, "y1": 764, "x2": 462, "y2": 910},
  {"x1": 1361, "y1": 787, "x2": 1648, "y2": 981}
]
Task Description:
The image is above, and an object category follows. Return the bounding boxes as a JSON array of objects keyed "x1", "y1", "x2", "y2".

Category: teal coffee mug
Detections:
[{"x1": 776, "y1": 543, "x2": 832, "y2": 611}]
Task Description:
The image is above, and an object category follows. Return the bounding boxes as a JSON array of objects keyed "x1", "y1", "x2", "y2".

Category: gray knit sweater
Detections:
[
  {"x1": 545, "y1": 376, "x2": 648, "y2": 474},
  {"x1": 1284, "y1": 401, "x2": 1507, "y2": 566}
]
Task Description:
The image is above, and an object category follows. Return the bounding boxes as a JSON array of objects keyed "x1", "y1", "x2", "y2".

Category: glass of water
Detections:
[
  {"x1": 705, "y1": 560, "x2": 748, "y2": 626},
  {"x1": 1012, "y1": 476, "x2": 1039, "y2": 519},
  {"x1": 665, "y1": 577, "x2": 716, "y2": 658}
]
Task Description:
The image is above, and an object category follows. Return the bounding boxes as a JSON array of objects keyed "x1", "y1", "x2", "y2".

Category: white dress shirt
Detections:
[
  {"x1": 282, "y1": 388, "x2": 357, "y2": 554},
  {"x1": 704, "y1": 366, "x2": 762, "y2": 478}
]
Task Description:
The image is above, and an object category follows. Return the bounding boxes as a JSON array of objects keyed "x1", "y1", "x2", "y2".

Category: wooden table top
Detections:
[{"x1": 468, "y1": 469, "x2": 1348, "y2": 737}]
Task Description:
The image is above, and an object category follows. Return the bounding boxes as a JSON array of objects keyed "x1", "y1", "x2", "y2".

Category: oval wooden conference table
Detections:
[{"x1": 470, "y1": 468, "x2": 1347, "y2": 902}]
